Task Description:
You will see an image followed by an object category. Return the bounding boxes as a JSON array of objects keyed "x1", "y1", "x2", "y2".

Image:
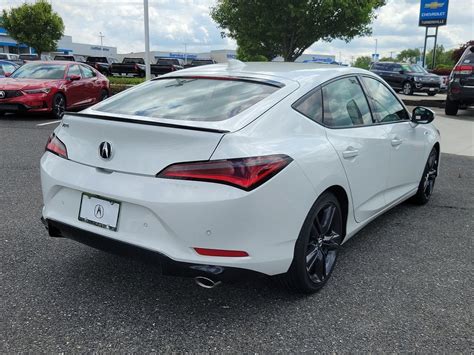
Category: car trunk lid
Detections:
[{"x1": 57, "y1": 112, "x2": 225, "y2": 176}]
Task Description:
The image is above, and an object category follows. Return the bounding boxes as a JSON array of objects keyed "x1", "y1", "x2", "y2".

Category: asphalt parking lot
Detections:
[{"x1": 1, "y1": 113, "x2": 473, "y2": 352}]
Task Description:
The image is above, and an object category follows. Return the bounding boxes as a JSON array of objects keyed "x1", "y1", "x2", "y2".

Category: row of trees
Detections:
[{"x1": 353, "y1": 41, "x2": 474, "y2": 70}]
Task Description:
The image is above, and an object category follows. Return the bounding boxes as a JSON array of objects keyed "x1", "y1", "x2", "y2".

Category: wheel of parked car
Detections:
[
  {"x1": 411, "y1": 147, "x2": 438, "y2": 205},
  {"x1": 279, "y1": 191, "x2": 343, "y2": 294},
  {"x1": 445, "y1": 97, "x2": 459, "y2": 116},
  {"x1": 52, "y1": 93, "x2": 66, "y2": 120},
  {"x1": 402, "y1": 81, "x2": 414, "y2": 95},
  {"x1": 100, "y1": 89, "x2": 109, "y2": 102}
]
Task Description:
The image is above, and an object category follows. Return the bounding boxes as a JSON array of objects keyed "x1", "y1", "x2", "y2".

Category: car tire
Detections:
[
  {"x1": 278, "y1": 191, "x2": 343, "y2": 294},
  {"x1": 52, "y1": 93, "x2": 66, "y2": 120},
  {"x1": 99, "y1": 89, "x2": 109, "y2": 101},
  {"x1": 445, "y1": 97, "x2": 459, "y2": 116},
  {"x1": 410, "y1": 146, "x2": 438, "y2": 205},
  {"x1": 402, "y1": 81, "x2": 414, "y2": 95}
]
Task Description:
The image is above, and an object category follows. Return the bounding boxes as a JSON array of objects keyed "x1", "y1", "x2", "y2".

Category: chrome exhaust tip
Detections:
[{"x1": 194, "y1": 276, "x2": 222, "y2": 289}]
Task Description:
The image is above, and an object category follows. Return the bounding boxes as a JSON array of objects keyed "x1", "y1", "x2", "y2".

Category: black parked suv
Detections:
[
  {"x1": 370, "y1": 62, "x2": 441, "y2": 96},
  {"x1": 445, "y1": 46, "x2": 474, "y2": 115}
]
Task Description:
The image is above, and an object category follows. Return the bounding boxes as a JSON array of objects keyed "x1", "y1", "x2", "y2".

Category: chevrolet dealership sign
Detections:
[{"x1": 419, "y1": 0, "x2": 449, "y2": 26}]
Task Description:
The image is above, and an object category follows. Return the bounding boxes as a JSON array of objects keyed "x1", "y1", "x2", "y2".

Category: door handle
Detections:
[
  {"x1": 342, "y1": 148, "x2": 359, "y2": 159},
  {"x1": 391, "y1": 138, "x2": 403, "y2": 147}
]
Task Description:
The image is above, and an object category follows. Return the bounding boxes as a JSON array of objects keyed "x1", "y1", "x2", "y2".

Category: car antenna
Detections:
[{"x1": 227, "y1": 59, "x2": 245, "y2": 70}]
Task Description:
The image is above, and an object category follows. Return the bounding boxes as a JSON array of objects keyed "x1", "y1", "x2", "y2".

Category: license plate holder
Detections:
[{"x1": 78, "y1": 193, "x2": 121, "y2": 231}]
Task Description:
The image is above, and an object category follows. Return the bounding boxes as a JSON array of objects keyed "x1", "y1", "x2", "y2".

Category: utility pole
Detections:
[
  {"x1": 390, "y1": 51, "x2": 394, "y2": 59},
  {"x1": 99, "y1": 32, "x2": 105, "y2": 54},
  {"x1": 143, "y1": 0, "x2": 151, "y2": 80},
  {"x1": 184, "y1": 43, "x2": 187, "y2": 65}
]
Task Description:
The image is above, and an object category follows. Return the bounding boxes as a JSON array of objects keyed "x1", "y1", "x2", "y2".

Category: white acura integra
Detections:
[{"x1": 40, "y1": 61, "x2": 440, "y2": 293}]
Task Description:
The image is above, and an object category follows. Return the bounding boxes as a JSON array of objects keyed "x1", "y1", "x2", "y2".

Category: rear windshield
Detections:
[
  {"x1": 87, "y1": 57, "x2": 107, "y2": 63},
  {"x1": 462, "y1": 53, "x2": 474, "y2": 64},
  {"x1": 20, "y1": 55, "x2": 38, "y2": 60},
  {"x1": 55, "y1": 56, "x2": 74, "y2": 61},
  {"x1": 96, "y1": 77, "x2": 280, "y2": 121},
  {"x1": 11, "y1": 63, "x2": 66, "y2": 79}
]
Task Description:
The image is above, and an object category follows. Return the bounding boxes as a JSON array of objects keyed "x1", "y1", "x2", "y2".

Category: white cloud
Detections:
[{"x1": 0, "y1": 0, "x2": 472, "y2": 60}]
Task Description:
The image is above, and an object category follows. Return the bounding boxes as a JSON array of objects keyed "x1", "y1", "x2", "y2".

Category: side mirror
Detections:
[
  {"x1": 412, "y1": 106, "x2": 435, "y2": 124},
  {"x1": 4, "y1": 72, "x2": 12, "y2": 77},
  {"x1": 67, "y1": 74, "x2": 81, "y2": 81}
]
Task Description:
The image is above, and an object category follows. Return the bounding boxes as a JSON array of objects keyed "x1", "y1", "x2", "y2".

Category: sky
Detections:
[{"x1": 0, "y1": 0, "x2": 472, "y2": 63}]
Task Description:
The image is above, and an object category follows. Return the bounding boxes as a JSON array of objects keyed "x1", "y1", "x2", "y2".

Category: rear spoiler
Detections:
[{"x1": 64, "y1": 112, "x2": 230, "y2": 134}]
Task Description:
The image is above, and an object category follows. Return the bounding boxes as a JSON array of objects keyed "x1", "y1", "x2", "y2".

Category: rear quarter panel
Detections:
[{"x1": 211, "y1": 97, "x2": 355, "y2": 244}]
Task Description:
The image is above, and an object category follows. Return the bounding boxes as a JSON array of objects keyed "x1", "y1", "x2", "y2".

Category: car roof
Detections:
[{"x1": 161, "y1": 61, "x2": 370, "y2": 87}]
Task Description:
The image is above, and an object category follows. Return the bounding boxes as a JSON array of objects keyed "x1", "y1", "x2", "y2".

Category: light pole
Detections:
[
  {"x1": 374, "y1": 39, "x2": 378, "y2": 58},
  {"x1": 143, "y1": 0, "x2": 151, "y2": 80},
  {"x1": 99, "y1": 32, "x2": 104, "y2": 55}
]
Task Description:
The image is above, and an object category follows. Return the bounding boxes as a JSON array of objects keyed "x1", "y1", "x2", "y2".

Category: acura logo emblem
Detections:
[
  {"x1": 94, "y1": 204, "x2": 104, "y2": 219},
  {"x1": 99, "y1": 141, "x2": 112, "y2": 159},
  {"x1": 0, "y1": 91, "x2": 5, "y2": 99}
]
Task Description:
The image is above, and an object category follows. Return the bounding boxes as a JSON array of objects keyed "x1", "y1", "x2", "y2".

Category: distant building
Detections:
[
  {"x1": 0, "y1": 27, "x2": 117, "y2": 57},
  {"x1": 118, "y1": 49, "x2": 335, "y2": 64}
]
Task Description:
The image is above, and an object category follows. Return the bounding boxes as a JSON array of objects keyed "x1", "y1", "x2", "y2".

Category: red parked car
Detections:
[{"x1": 0, "y1": 61, "x2": 109, "y2": 119}]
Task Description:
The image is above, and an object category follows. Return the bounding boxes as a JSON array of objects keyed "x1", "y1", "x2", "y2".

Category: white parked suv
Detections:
[{"x1": 40, "y1": 61, "x2": 440, "y2": 293}]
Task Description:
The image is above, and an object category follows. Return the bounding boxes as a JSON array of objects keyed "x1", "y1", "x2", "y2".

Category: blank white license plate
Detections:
[
  {"x1": 78, "y1": 194, "x2": 121, "y2": 231},
  {"x1": 429, "y1": 88, "x2": 435, "y2": 91}
]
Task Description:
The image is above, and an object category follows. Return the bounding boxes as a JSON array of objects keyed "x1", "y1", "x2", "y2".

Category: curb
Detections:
[{"x1": 402, "y1": 99, "x2": 445, "y2": 108}]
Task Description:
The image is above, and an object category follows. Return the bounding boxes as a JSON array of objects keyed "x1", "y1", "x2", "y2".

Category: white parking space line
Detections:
[{"x1": 36, "y1": 120, "x2": 61, "y2": 127}]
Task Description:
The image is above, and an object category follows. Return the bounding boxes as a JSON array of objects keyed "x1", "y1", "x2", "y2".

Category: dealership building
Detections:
[
  {"x1": 118, "y1": 49, "x2": 336, "y2": 64},
  {"x1": 0, "y1": 27, "x2": 117, "y2": 57}
]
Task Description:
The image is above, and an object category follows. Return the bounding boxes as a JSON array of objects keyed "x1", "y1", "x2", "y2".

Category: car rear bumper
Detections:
[
  {"x1": 448, "y1": 83, "x2": 474, "y2": 104},
  {"x1": 42, "y1": 218, "x2": 265, "y2": 282},
  {"x1": 40, "y1": 152, "x2": 315, "y2": 276}
]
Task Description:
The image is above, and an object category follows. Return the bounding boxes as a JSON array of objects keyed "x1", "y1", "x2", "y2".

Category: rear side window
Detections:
[
  {"x1": 322, "y1": 77, "x2": 373, "y2": 128},
  {"x1": 462, "y1": 53, "x2": 474, "y2": 64},
  {"x1": 362, "y1": 77, "x2": 409, "y2": 122},
  {"x1": 96, "y1": 78, "x2": 280, "y2": 121},
  {"x1": 80, "y1": 65, "x2": 95, "y2": 78},
  {"x1": 293, "y1": 88, "x2": 323, "y2": 123}
]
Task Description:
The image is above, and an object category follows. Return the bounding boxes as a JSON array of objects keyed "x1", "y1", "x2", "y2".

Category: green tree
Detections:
[
  {"x1": 236, "y1": 42, "x2": 270, "y2": 61},
  {"x1": 379, "y1": 56, "x2": 394, "y2": 62},
  {"x1": 211, "y1": 0, "x2": 386, "y2": 62},
  {"x1": 353, "y1": 56, "x2": 372, "y2": 70},
  {"x1": 451, "y1": 40, "x2": 474, "y2": 63},
  {"x1": 396, "y1": 48, "x2": 420, "y2": 63},
  {"x1": 1, "y1": 0, "x2": 64, "y2": 56},
  {"x1": 425, "y1": 45, "x2": 455, "y2": 69}
]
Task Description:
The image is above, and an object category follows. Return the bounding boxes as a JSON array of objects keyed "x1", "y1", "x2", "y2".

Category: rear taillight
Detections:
[
  {"x1": 157, "y1": 154, "x2": 293, "y2": 191},
  {"x1": 45, "y1": 134, "x2": 68, "y2": 159},
  {"x1": 453, "y1": 65, "x2": 473, "y2": 75}
]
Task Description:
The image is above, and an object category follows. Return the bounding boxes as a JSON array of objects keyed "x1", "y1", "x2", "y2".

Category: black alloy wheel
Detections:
[
  {"x1": 100, "y1": 89, "x2": 109, "y2": 101},
  {"x1": 411, "y1": 147, "x2": 438, "y2": 205},
  {"x1": 52, "y1": 93, "x2": 66, "y2": 120},
  {"x1": 280, "y1": 192, "x2": 343, "y2": 293}
]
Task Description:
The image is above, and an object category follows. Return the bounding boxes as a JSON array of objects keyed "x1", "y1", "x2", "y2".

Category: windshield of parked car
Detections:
[
  {"x1": 96, "y1": 77, "x2": 280, "y2": 121},
  {"x1": 87, "y1": 57, "x2": 107, "y2": 63},
  {"x1": 11, "y1": 63, "x2": 66, "y2": 79},
  {"x1": 401, "y1": 64, "x2": 427, "y2": 73},
  {"x1": 0, "y1": 62, "x2": 17, "y2": 76}
]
